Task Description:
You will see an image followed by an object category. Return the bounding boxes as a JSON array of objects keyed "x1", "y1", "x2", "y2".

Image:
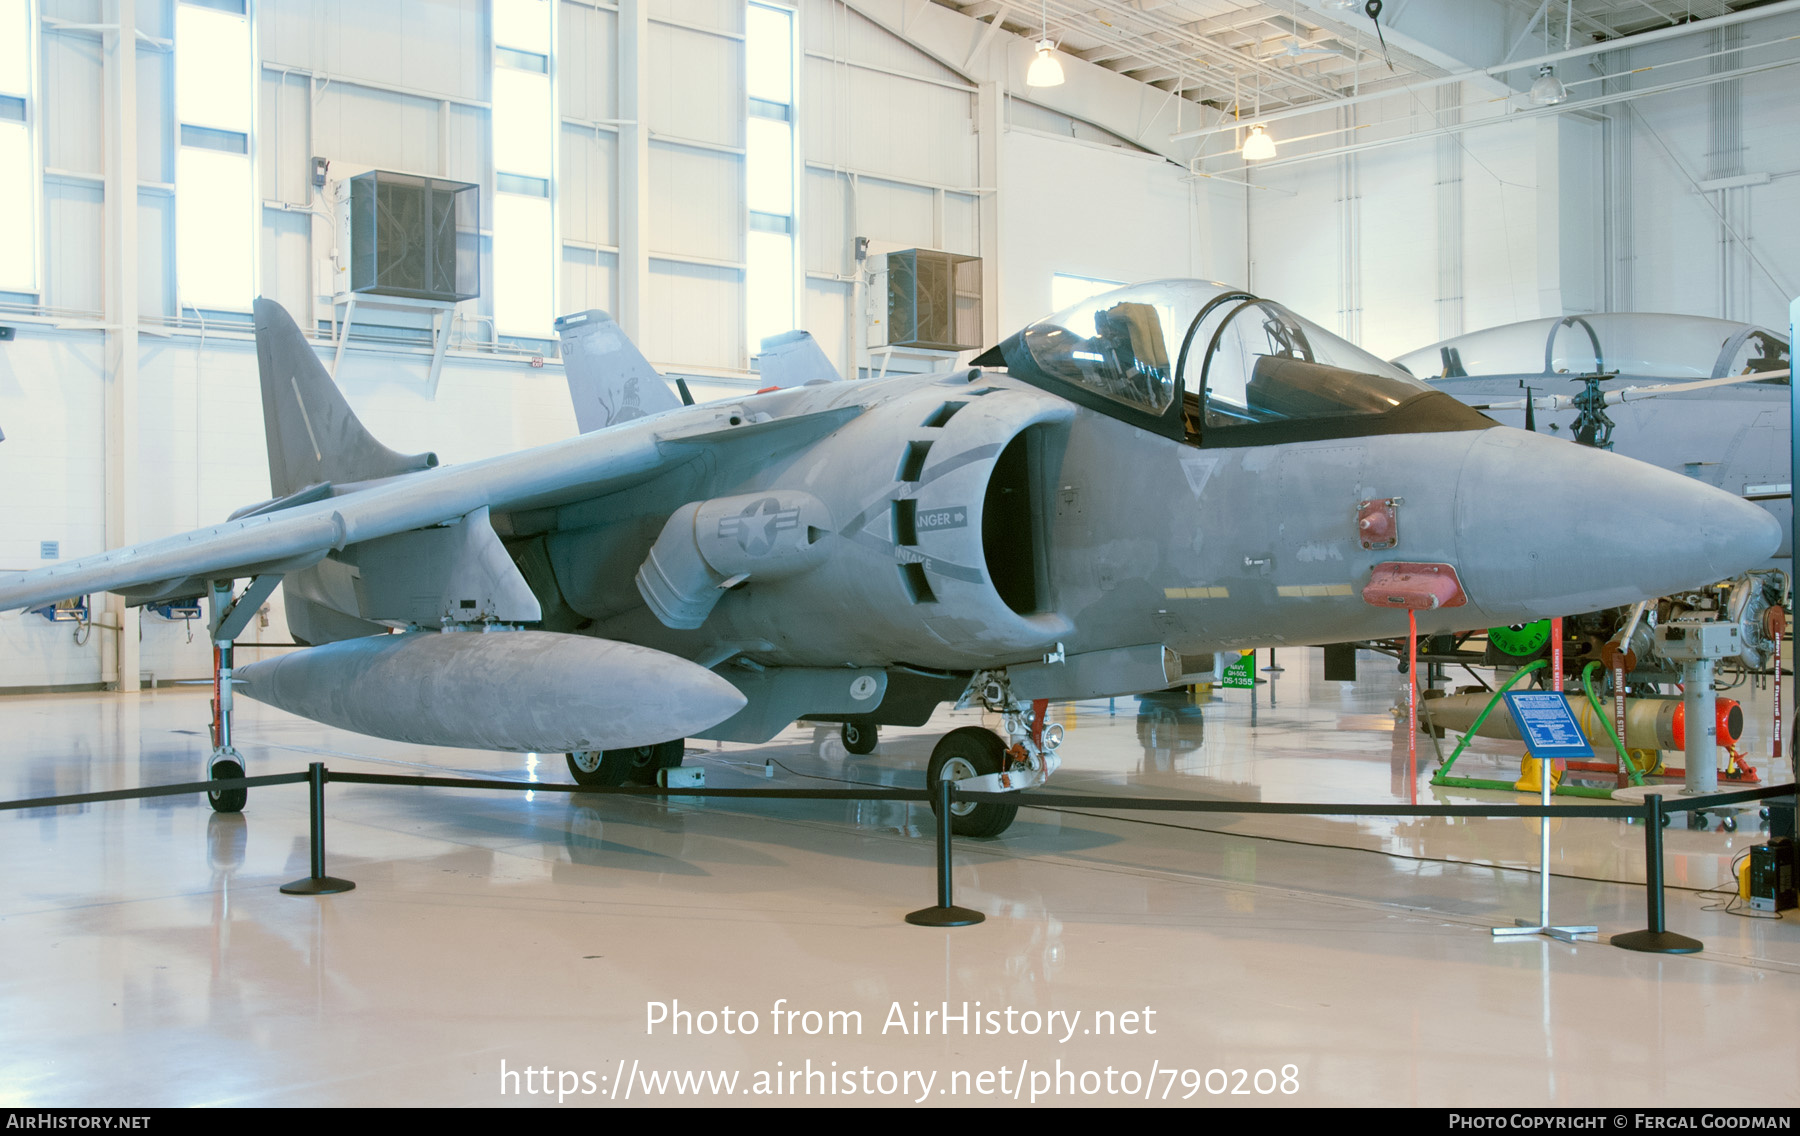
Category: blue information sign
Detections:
[{"x1": 1501, "y1": 691, "x2": 1594, "y2": 760}]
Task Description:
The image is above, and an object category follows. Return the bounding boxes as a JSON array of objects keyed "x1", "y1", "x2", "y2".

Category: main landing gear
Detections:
[
  {"x1": 840, "y1": 721, "x2": 879, "y2": 755},
  {"x1": 566, "y1": 740, "x2": 686, "y2": 787},
  {"x1": 924, "y1": 671, "x2": 1062, "y2": 839}
]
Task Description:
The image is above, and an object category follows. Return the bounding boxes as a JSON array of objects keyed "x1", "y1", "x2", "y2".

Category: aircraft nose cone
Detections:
[
  {"x1": 1695, "y1": 487, "x2": 1784, "y2": 579},
  {"x1": 1454, "y1": 428, "x2": 1781, "y2": 622}
]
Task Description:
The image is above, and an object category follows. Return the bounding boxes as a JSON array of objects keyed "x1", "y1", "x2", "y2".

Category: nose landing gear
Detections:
[{"x1": 922, "y1": 671, "x2": 1062, "y2": 838}]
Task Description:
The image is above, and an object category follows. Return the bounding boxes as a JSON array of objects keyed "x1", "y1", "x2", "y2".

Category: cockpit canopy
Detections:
[
  {"x1": 1392, "y1": 312, "x2": 1790, "y2": 383},
  {"x1": 990, "y1": 280, "x2": 1473, "y2": 444}
]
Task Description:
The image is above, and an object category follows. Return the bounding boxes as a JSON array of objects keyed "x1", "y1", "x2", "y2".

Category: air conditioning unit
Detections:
[
  {"x1": 876, "y1": 248, "x2": 982, "y2": 352},
  {"x1": 341, "y1": 170, "x2": 481, "y2": 303}
]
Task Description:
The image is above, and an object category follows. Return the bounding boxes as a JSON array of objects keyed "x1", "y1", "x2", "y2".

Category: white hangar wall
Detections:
[
  {"x1": 1244, "y1": 8, "x2": 1800, "y2": 364},
  {"x1": 0, "y1": 0, "x2": 1242, "y2": 692},
  {"x1": 999, "y1": 127, "x2": 1247, "y2": 335}
]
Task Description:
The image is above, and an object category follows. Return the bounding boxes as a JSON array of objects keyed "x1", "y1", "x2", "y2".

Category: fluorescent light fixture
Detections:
[
  {"x1": 1027, "y1": 39, "x2": 1064, "y2": 87},
  {"x1": 1242, "y1": 124, "x2": 1277, "y2": 161},
  {"x1": 1529, "y1": 64, "x2": 1567, "y2": 106}
]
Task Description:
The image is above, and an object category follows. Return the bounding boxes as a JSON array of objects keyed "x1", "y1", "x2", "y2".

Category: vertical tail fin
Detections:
[
  {"x1": 254, "y1": 298, "x2": 437, "y2": 497},
  {"x1": 753, "y1": 330, "x2": 841, "y2": 388},
  {"x1": 553, "y1": 309, "x2": 681, "y2": 433}
]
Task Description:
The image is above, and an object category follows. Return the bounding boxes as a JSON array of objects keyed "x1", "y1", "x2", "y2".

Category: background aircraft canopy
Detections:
[
  {"x1": 1392, "y1": 312, "x2": 1790, "y2": 382},
  {"x1": 1003, "y1": 280, "x2": 1439, "y2": 432}
]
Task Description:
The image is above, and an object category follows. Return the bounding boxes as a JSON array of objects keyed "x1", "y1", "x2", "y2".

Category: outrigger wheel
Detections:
[
  {"x1": 841, "y1": 721, "x2": 878, "y2": 755},
  {"x1": 207, "y1": 758, "x2": 247, "y2": 814},
  {"x1": 926, "y1": 726, "x2": 1019, "y2": 838},
  {"x1": 566, "y1": 740, "x2": 686, "y2": 787}
]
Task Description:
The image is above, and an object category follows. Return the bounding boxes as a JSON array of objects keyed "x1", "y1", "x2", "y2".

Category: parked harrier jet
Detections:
[
  {"x1": 0, "y1": 283, "x2": 1780, "y2": 835},
  {"x1": 1393, "y1": 312, "x2": 1791, "y2": 561}
]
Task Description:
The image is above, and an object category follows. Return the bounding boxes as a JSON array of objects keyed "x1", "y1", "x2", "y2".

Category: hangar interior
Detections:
[{"x1": 0, "y1": 0, "x2": 1796, "y2": 1108}]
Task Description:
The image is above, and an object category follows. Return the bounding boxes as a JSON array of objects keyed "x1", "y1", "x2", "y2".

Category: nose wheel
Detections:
[{"x1": 926, "y1": 727, "x2": 1019, "y2": 838}]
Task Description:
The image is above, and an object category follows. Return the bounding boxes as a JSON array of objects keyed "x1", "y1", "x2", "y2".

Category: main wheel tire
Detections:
[
  {"x1": 567, "y1": 741, "x2": 685, "y2": 787},
  {"x1": 925, "y1": 726, "x2": 1019, "y2": 838},
  {"x1": 623, "y1": 740, "x2": 686, "y2": 787},
  {"x1": 841, "y1": 721, "x2": 878, "y2": 755},
  {"x1": 208, "y1": 758, "x2": 247, "y2": 814},
  {"x1": 567, "y1": 749, "x2": 630, "y2": 787}
]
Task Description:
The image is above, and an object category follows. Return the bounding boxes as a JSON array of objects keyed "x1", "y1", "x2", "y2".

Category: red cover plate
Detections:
[{"x1": 1361, "y1": 562, "x2": 1467, "y2": 609}]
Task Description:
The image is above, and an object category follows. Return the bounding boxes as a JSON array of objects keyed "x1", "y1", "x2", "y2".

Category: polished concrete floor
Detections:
[{"x1": 1, "y1": 649, "x2": 1795, "y2": 1108}]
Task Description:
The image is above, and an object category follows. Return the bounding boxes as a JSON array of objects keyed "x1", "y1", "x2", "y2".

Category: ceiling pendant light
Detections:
[
  {"x1": 1026, "y1": 0, "x2": 1063, "y2": 88},
  {"x1": 1242, "y1": 124, "x2": 1277, "y2": 161},
  {"x1": 1529, "y1": 64, "x2": 1567, "y2": 106},
  {"x1": 1027, "y1": 40, "x2": 1064, "y2": 87}
]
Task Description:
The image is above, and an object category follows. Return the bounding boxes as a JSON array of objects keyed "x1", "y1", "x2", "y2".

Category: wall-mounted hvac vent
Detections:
[
  {"x1": 349, "y1": 171, "x2": 481, "y2": 303},
  {"x1": 886, "y1": 248, "x2": 981, "y2": 352}
]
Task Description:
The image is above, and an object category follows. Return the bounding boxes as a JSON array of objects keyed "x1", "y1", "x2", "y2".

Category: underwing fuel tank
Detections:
[{"x1": 234, "y1": 630, "x2": 747, "y2": 752}]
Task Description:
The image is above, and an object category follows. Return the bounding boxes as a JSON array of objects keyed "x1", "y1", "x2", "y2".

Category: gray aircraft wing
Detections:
[
  {"x1": 553, "y1": 309, "x2": 683, "y2": 432},
  {"x1": 0, "y1": 301, "x2": 857, "y2": 614}
]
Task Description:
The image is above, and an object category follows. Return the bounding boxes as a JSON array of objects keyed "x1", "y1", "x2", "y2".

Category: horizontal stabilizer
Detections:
[
  {"x1": 255, "y1": 298, "x2": 438, "y2": 497},
  {"x1": 753, "y1": 330, "x2": 840, "y2": 388},
  {"x1": 554, "y1": 309, "x2": 681, "y2": 432}
]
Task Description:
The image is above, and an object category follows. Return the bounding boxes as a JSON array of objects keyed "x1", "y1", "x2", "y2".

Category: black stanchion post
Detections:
[
  {"x1": 905, "y1": 776, "x2": 983, "y2": 927},
  {"x1": 281, "y1": 762, "x2": 356, "y2": 896},
  {"x1": 1613, "y1": 793, "x2": 1700, "y2": 954}
]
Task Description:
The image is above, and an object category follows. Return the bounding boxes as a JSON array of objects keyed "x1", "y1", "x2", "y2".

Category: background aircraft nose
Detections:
[{"x1": 1453, "y1": 428, "x2": 1781, "y2": 622}]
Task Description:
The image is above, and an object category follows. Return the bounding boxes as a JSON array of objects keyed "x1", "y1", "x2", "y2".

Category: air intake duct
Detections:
[{"x1": 636, "y1": 490, "x2": 832, "y2": 629}]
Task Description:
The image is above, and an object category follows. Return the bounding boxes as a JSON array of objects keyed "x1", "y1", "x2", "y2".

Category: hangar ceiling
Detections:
[{"x1": 926, "y1": 0, "x2": 1781, "y2": 114}]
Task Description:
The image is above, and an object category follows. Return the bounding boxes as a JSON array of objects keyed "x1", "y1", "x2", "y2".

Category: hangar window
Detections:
[
  {"x1": 745, "y1": 2, "x2": 797, "y2": 361},
  {"x1": 492, "y1": 0, "x2": 556, "y2": 337},
  {"x1": 0, "y1": 0, "x2": 35, "y2": 294},
  {"x1": 175, "y1": 0, "x2": 255, "y2": 313},
  {"x1": 1050, "y1": 273, "x2": 1123, "y2": 314}
]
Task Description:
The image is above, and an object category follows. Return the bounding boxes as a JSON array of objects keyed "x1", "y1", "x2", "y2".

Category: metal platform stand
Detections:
[
  {"x1": 1493, "y1": 753, "x2": 1598, "y2": 944},
  {"x1": 280, "y1": 762, "x2": 356, "y2": 896},
  {"x1": 906, "y1": 777, "x2": 985, "y2": 927},
  {"x1": 1610, "y1": 793, "x2": 1700, "y2": 953},
  {"x1": 1494, "y1": 621, "x2": 1597, "y2": 944}
]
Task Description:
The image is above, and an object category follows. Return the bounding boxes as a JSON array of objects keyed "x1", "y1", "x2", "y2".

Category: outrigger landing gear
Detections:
[
  {"x1": 924, "y1": 671, "x2": 1063, "y2": 838},
  {"x1": 205, "y1": 575, "x2": 284, "y2": 814}
]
